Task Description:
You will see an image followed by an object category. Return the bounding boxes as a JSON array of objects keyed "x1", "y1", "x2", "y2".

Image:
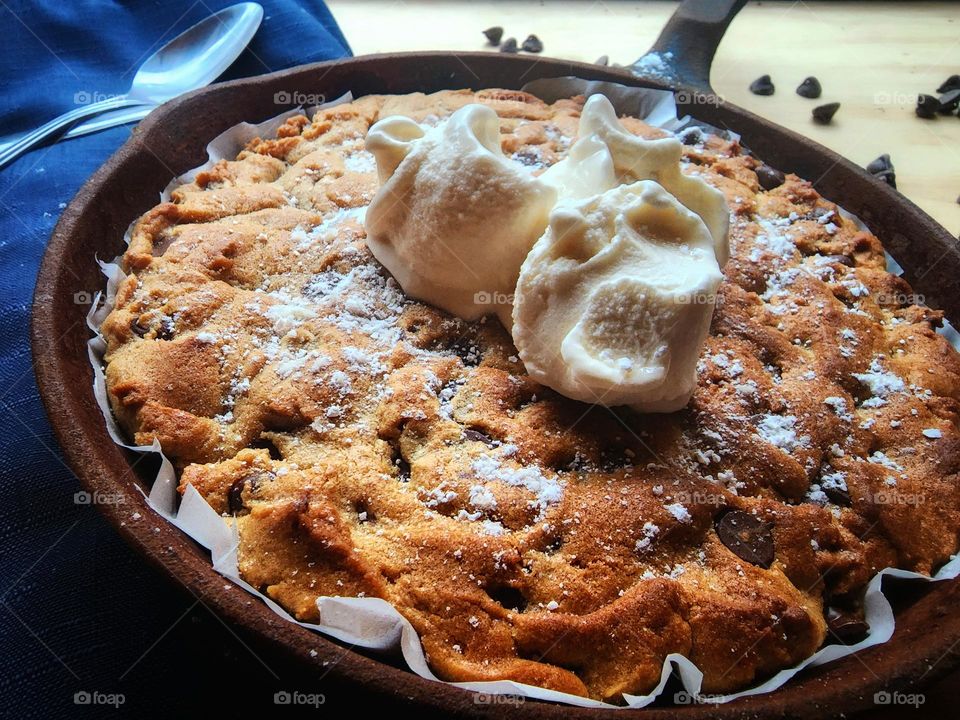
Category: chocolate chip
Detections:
[
  {"x1": 155, "y1": 323, "x2": 174, "y2": 341},
  {"x1": 823, "y1": 486, "x2": 852, "y2": 506},
  {"x1": 937, "y1": 74, "x2": 960, "y2": 94},
  {"x1": 866, "y1": 153, "x2": 894, "y2": 175},
  {"x1": 521, "y1": 34, "x2": 543, "y2": 53},
  {"x1": 130, "y1": 319, "x2": 150, "y2": 337},
  {"x1": 874, "y1": 170, "x2": 897, "y2": 189},
  {"x1": 716, "y1": 509, "x2": 774, "y2": 568},
  {"x1": 826, "y1": 608, "x2": 869, "y2": 643},
  {"x1": 939, "y1": 88, "x2": 960, "y2": 114},
  {"x1": 677, "y1": 126, "x2": 704, "y2": 145},
  {"x1": 464, "y1": 428, "x2": 498, "y2": 447},
  {"x1": 227, "y1": 472, "x2": 264, "y2": 514},
  {"x1": 512, "y1": 149, "x2": 541, "y2": 167},
  {"x1": 227, "y1": 478, "x2": 246, "y2": 514},
  {"x1": 796, "y1": 76, "x2": 822, "y2": 99},
  {"x1": 595, "y1": 54, "x2": 609, "y2": 66},
  {"x1": 916, "y1": 94, "x2": 939, "y2": 119},
  {"x1": 500, "y1": 37, "x2": 518, "y2": 53},
  {"x1": 749, "y1": 74, "x2": 775, "y2": 96},
  {"x1": 756, "y1": 164, "x2": 785, "y2": 190},
  {"x1": 483, "y1": 26, "x2": 503, "y2": 46},
  {"x1": 866, "y1": 154, "x2": 897, "y2": 188},
  {"x1": 812, "y1": 102, "x2": 840, "y2": 124}
]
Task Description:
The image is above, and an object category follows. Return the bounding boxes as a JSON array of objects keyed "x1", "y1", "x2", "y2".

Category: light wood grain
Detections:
[{"x1": 327, "y1": 0, "x2": 960, "y2": 236}]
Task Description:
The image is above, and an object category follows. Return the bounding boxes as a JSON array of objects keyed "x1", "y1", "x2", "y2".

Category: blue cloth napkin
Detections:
[{"x1": 0, "y1": 2, "x2": 350, "y2": 716}]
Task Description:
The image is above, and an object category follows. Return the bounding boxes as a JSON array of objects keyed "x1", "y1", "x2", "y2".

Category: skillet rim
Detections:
[{"x1": 31, "y1": 51, "x2": 960, "y2": 718}]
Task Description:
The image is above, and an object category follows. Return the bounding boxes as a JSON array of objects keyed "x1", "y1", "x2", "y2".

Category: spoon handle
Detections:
[
  {"x1": 0, "y1": 95, "x2": 140, "y2": 171},
  {"x1": 0, "y1": 105, "x2": 154, "y2": 153}
]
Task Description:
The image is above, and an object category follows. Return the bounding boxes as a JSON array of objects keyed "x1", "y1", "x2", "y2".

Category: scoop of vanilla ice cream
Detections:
[
  {"x1": 364, "y1": 104, "x2": 556, "y2": 327},
  {"x1": 364, "y1": 115, "x2": 427, "y2": 183},
  {"x1": 578, "y1": 94, "x2": 730, "y2": 266},
  {"x1": 539, "y1": 133, "x2": 615, "y2": 201},
  {"x1": 512, "y1": 180, "x2": 724, "y2": 412}
]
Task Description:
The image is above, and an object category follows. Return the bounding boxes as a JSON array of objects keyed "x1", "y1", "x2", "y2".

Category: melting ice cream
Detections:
[{"x1": 364, "y1": 95, "x2": 730, "y2": 412}]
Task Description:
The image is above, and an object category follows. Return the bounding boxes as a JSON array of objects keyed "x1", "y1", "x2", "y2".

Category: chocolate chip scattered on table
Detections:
[
  {"x1": 938, "y1": 74, "x2": 960, "y2": 94},
  {"x1": 482, "y1": 26, "x2": 503, "y2": 46},
  {"x1": 812, "y1": 102, "x2": 840, "y2": 124},
  {"x1": 866, "y1": 154, "x2": 896, "y2": 188},
  {"x1": 749, "y1": 74, "x2": 775, "y2": 96},
  {"x1": 521, "y1": 34, "x2": 543, "y2": 53},
  {"x1": 796, "y1": 76, "x2": 822, "y2": 99},
  {"x1": 916, "y1": 94, "x2": 940, "y2": 119},
  {"x1": 938, "y1": 88, "x2": 960, "y2": 114}
]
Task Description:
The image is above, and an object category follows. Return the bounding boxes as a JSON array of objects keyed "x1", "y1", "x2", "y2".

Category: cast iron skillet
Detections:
[{"x1": 31, "y1": 1, "x2": 960, "y2": 716}]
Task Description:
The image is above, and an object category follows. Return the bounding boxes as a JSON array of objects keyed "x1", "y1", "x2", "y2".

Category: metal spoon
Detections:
[
  {"x1": 0, "y1": 106, "x2": 153, "y2": 154},
  {"x1": 0, "y1": 2, "x2": 263, "y2": 170}
]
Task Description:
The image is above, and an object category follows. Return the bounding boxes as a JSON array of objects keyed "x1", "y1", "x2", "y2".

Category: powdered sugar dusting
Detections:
[
  {"x1": 853, "y1": 357, "x2": 905, "y2": 407},
  {"x1": 635, "y1": 521, "x2": 660, "y2": 552},
  {"x1": 471, "y1": 452, "x2": 564, "y2": 520},
  {"x1": 756, "y1": 414, "x2": 810, "y2": 453},
  {"x1": 664, "y1": 502, "x2": 691, "y2": 523},
  {"x1": 292, "y1": 205, "x2": 368, "y2": 250}
]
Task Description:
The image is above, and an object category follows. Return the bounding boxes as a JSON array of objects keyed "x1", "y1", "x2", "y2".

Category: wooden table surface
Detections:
[{"x1": 328, "y1": 0, "x2": 960, "y2": 237}]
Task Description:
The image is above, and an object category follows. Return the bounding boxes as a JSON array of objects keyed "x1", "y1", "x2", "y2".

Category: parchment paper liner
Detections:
[{"x1": 85, "y1": 82, "x2": 960, "y2": 709}]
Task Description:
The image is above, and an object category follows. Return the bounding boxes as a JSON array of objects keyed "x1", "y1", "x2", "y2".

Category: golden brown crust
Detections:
[{"x1": 100, "y1": 89, "x2": 960, "y2": 701}]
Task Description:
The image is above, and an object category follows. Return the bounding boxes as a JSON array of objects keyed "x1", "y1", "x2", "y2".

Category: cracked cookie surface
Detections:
[{"x1": 100, "y1": 89, "x2": 960, "y2": 701}]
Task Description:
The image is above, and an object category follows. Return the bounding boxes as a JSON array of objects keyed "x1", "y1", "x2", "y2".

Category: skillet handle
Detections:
[{"x1": 636, "y1": 0, "x2": 746, "y2": 94}]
